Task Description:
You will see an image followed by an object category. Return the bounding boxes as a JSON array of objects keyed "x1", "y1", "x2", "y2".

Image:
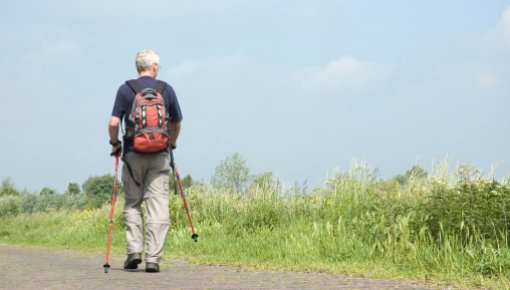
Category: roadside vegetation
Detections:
[{"x1": 1, "y1": 154, "x2": 509, "y2": 289}]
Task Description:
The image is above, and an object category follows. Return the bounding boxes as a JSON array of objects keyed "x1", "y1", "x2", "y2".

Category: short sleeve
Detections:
[
  {"x1": 164, "y1": 85, "x2": 183, "y2": 123},
  {"x1": 111, "y1": 85, "x2": 128, "y2": 119}
]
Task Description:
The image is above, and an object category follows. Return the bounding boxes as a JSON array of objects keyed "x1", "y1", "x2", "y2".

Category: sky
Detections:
[{"x1": 0, "y1": 1, "x2": 509, "y2": 193}]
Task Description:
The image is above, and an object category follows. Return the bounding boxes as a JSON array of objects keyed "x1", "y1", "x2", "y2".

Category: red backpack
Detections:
[{"x1": 125, "y1": 80, "x2": 169, "y2": 153}]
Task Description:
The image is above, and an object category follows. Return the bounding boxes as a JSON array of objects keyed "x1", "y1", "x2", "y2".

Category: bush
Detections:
[
  {"x1": 0, "y1": 192, "x2": 86, "y2": 216},
  {"x1": 0, "y1": 195, "x2": 21, "y2": 217},
  {"x1": 423, "y1": 174, "x2": 510, "y2": 244},
  {"x1": 83, "y1": 174, "x2": 122, "y2": 208}
]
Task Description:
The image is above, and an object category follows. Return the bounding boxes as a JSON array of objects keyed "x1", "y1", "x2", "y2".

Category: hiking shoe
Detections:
[
  {"x1": 146, "y1": 262, "x2": 160, "y2": 273},
  {"x1": 123, "y1": 253, "x2": 142, "y2": 269}
]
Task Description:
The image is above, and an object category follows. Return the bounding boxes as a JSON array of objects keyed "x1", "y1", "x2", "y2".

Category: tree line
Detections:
[{"x1": 0, "y1": 153, "x2": 430, "y2": 213}]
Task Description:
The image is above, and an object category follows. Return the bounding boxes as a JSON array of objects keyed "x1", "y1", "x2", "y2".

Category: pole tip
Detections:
[
  {"x1": 192, "y1": 233, "x2": 199, "y2": 242},
  {"x1": 103, "y1": 263, "x2": 110, "y2": 273}
]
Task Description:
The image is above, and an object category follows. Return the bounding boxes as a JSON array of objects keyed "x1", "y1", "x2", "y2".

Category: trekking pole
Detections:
[
  {"x1": 103, "y1": 153, "x2": 120, "y2": 273},
  {"x1": 170, "y1": 148, "x2": 199, "y2": 242}
]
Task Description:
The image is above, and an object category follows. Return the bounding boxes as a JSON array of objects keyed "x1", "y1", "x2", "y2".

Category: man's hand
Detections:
[
  {"x1": 169, "y1": 122, "x2": 181, "y2": 150},
  {"x1": 111, "y1": 144, "x2": 122, "y2": 156},
  {"x1": 108, "y1": 116, "x2": 121, "y2": 156},
  {"x1": 110, "y1": 140, "x2": 122, "y2": 156}
]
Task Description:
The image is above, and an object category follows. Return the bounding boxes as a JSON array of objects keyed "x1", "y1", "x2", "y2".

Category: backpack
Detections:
[{"x1": 125, "y1": 80, "x2": 169, "y2": 153}]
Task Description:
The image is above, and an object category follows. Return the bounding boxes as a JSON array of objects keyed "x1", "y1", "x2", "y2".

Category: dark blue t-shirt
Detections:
[{"x1": 111, "y1": 76, "x2": 183, "y2": 154}]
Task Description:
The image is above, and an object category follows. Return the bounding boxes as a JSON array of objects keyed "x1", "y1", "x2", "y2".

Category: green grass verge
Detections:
[{"x1": 1, "y1": 164, "x2": 510, "y2": 289}]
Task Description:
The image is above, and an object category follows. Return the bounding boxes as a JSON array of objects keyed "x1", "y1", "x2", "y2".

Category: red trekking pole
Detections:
[
  {"x1": 103, "y1": 154, "x2": 120, "y2": 273},
  {"x1": 170, "y1": 148, "x2": 198, "y2": 242}
]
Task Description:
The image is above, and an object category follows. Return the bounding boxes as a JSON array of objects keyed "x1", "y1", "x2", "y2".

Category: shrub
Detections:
[
  {"x1": 0, "y1": 195, "x2": 21, "y2": 217},
  {"x1": 423, "y1": 174, "x2": 510, "y2": 244},
  {"x1": 83, "y1": 174, "x2": 122, "y2": 208}
]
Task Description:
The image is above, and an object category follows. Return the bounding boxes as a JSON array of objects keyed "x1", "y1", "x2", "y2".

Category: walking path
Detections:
[{"x1": 0, "y1": 244, "x2": 435, "y2": 289}]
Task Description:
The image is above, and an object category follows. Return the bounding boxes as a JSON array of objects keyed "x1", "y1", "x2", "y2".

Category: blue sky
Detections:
[{"x1": 0, "y1": 1, "x2": 509, "y2": 192}]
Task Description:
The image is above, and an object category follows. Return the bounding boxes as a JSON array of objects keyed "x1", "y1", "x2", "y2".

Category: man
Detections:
[{"x1": 108, "y1": 48, "x2": 183, "y2": 273}]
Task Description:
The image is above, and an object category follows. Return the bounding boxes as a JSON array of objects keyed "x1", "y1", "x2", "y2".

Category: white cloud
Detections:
[
  {"x1": 476, "y1": 73, "x2": 501, "y2": 90},
  {"x1": 297, "y1": 55, "x2": 393, "y2": 92},
  {"x1": 165, "y1": 54, "x2": 270, "y2": 99},
  {"x1": 164, "y1": 54, "x2": 394, "y2": 112},
  {"x1": 166, "y1": 54, "x2": 258, "y2": 82},
  {"x1": 484, "y1": 5, "x2": 510, "y2": 47},
  {"x1": 168, "y1": 60, "x2": 202, "y2": 77}
]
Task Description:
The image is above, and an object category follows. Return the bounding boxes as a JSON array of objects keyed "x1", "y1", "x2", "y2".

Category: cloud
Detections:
[
  {"x1": 167, "y1": 54, "x2": 259, "y2": 85},
  {"x1": 164, "y1": 54, "x2": 394, "y2": 116},
  {"x1": 476, "y1": 73, "x2": 501, "y2": 90},
  {"x1": 168, "y1": 60, "x2": 202, "y2": 77},
  {"x1": 484, "y1": 5, "x2": 510, "y2": 47},
  {"x1": 22, "y1": 39, "x2": 83, "y2": 66},
  {"x1": 297, "y1": 56, "x2": 393, "y2": 92}
]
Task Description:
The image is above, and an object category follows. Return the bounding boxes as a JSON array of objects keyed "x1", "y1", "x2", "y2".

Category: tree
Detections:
[
  {"x1": 65, "y1": 182, "x2": 81, "y2": 195},
  {"x1": 393, "y1": 165, "x2": 428, "y2": 185},
  {"x1": 82, "y1": 174, "x2": 121, "y2": 208},
  {"x1": 181, "y1": 174, "x2": 193, "y2": 189},
  {"x1": 211, "y1": 153, "x2": 250, "y2": 194},
  {"x1": 83, "y1": 174, "x2": 116, "y2": 196},
  {"x1": 39, "y1": 187, "x2": 57, "y2": 196},
  {"x1": 0, "y1": 177, "x2": 19, "y2": 196},
  {"x1": 169, "y1": 174, "x2": 194, "y2": 193}
]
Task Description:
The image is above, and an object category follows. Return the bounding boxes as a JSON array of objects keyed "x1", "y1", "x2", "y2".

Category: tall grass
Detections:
[
  {"x1": 172, "y1": 161, "x2": 510, "y2": 288},
  {"x1": 1, "y1": 161, "x2": 510, "y2": 288}
]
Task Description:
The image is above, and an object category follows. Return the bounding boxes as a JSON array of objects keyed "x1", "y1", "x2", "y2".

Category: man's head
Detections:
[{"x1": 135, "y1": 48, "x2": 160, "y2": 76}]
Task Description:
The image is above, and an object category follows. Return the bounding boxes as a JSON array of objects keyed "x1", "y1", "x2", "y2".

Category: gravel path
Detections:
[{"x1": 0, "y1": 244, "x2": 435, "y2": 289}]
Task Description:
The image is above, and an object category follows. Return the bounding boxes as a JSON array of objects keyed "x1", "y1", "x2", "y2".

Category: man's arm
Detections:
[
  {"x1": 109, "y1": 116, "x2": 122, "y2": 155},
  {"x1": 169, "y1": 122, "x2": 181, "y2": 148}
]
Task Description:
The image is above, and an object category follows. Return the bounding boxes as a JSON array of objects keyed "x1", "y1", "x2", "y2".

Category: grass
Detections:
[{"x1": 1, "y1": 161, "x2": 510, "y2": 289}]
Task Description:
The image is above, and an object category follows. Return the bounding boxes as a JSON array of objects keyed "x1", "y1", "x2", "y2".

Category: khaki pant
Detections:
[{"x1": 122, "y1": 151, "x2": 170, "y2": 264}]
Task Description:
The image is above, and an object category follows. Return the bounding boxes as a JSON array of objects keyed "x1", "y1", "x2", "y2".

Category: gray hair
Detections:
[{"x1": 135, "y1": 48, "x2": 160, "y2": 73}]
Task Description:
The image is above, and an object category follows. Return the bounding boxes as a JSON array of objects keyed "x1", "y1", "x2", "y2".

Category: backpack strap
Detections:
[
  {"x1": 121, "y1": 155, "x2": 141, "y2": 186},
  {"x1": 126, "y1": 79, "x2": 166, "y2": 94},
  {"x1": 126, "y1": 80, "x2": 142, "y2": 94},
  {"x1": 154, "y1": 80, "x2": 167, "y2": 94}
]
